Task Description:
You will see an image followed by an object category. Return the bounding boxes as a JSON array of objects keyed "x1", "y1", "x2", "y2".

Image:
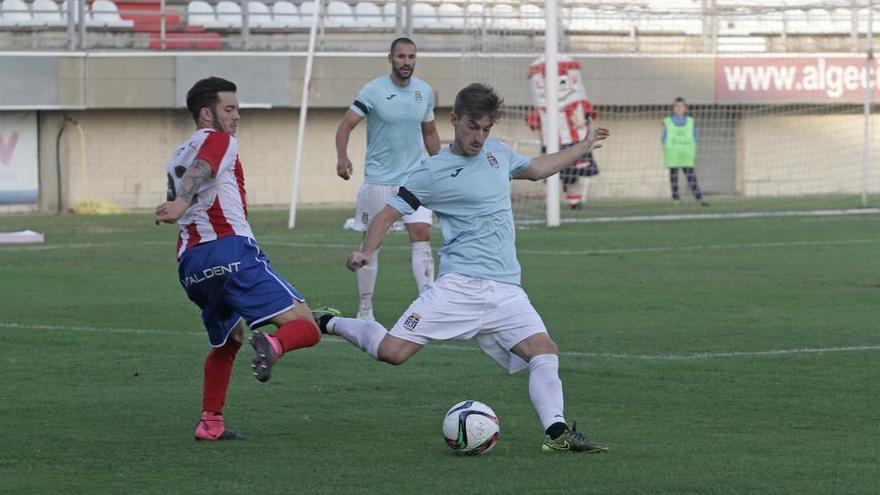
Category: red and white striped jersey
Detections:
[{"x1": 165, "y1": 128, "x2": 252, "y2": 259}]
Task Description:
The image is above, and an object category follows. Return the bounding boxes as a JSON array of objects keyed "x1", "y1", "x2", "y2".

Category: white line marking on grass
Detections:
[
  {"x1": 0, "y1": 242, "x2": 141, "y2": 252},
  {"x1": 549, "y1": 208, "x2": 880, "y2": 224},
  {"x1": 0, "y1": 322, "x2": 198, "y2": 337},
  {"x1": 3, "y1": 237, "x2": 877, "y2": 257},
  {"x1": 4, "y1": 322, "x2": 879, "y2": 361},
  {"x1": 517, "y1": 238, "x2": 880, "y2": 256},
  {"x1": 554, "y1": 345, "x2": 880, "y2": 360}
]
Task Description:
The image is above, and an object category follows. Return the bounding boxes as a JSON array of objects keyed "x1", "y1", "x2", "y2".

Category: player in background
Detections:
[
  {"x1": 662, "y1": 97, "x2": 709, "y2": 206},
  {"x1": 525, "y1": 54, "x2": 600, "y2": 210},
  {"x1": 155, "y1": 77, "x2": 336, "y2": 441},
  {"x1": 318, "y1": 84, "x2": 610, "y2": 453},
  {"x1": 335, "y1": 37, "x2": 441, "y2": 321}
]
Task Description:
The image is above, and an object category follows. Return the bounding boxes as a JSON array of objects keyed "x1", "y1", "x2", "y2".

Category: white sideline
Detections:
[
  {"x1": 258, "y1": 237, "x2": 880, "y2": 256},
  {"x1": 549, "y1": 208, "x2": 880, "y2": 225},
  {"x1": 2, "y1": 322, "x2": 878, "y2": 362},
  {"x1": 4, "y1": 237, "x2": 875, "y2": 257}
]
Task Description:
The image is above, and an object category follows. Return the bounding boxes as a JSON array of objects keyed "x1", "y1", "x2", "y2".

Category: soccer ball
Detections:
[{"x1": 442, "y1": 400, "x2": 500, "y2": 455}]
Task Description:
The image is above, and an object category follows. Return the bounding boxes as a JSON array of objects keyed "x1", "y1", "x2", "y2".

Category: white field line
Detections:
[
  {"x1": 4, "y1": 237, "x2": 875, "y2": 257},
  {"x1": 551, "y1": 208, "x2": 880, "y2": 224},
  {"x1": 0, "y1": 240, "x2": 166, "y2": 252},
  {"x1": 2, "y1": 322, "x2": 878, "y2": 362},
  {"x1": 517, "y1": 237, "x2": 880, "y2": 256}
]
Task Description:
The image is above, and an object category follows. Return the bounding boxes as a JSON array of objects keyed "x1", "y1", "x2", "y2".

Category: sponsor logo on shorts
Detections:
[
  {"x1": 182, "y1": 261, "x2": 241, "y2": 287},
  {"x1": 414, "y1": 91, "x2": 423, "y2": 103},
  {"x1": 361, "y1": 211, "x2": 369, "y2": 225},
  {"x1": 486, "y1": 152, "x2": 499, "y2": 169},
  {"x1": 403, "y1": 312, "x2": 421, "y2": 331}
]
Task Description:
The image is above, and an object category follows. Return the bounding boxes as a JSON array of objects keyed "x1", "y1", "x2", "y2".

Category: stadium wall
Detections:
[
  {"x1": 0, "y1": 52, "x2": 875, "y2": 211},
  {"x1": 737, "y1": 114, "x2": 878, "y2": 197},
  {"x1": 38, "y1": 108, "x2": 874, "y2": 211}
]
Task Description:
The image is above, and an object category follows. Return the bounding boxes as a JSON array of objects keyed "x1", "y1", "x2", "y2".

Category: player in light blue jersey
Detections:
[
  {"x1": 318, "y1": 84, "x2": 611, "y2": 453},
  {"x1": 335, "y1": 37, "x2": 441, "y2": 321}
]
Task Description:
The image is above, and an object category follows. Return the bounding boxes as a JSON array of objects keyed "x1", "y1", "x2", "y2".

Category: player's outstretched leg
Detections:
[
  {"x1": 317, "y1": 313, "x2": 387, "y2": 361},
  {"x1": 319, "y1": 312, "x2": 422, "y2": 366}
]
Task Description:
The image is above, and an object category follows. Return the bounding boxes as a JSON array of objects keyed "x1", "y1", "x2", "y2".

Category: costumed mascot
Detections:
[{"x1": 525, "y1": 54, "x2": 599, "y2": 209}]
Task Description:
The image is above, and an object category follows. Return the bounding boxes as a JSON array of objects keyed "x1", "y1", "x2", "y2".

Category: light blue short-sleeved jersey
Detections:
[
  {"x1": 388, "y1": 139, "x2": 532, "y2": 285},
  {"x1": 350, "y1": 75, "x2": 435, "y2": 185}
]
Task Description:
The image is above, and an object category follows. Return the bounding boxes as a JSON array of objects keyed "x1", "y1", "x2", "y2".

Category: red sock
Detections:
[
  {"x1": 202, "y1": 338, "x2": 242, "y2": 413},
  {"x1": 272, "y1": 319, "x2": 321, "y2": 356}
]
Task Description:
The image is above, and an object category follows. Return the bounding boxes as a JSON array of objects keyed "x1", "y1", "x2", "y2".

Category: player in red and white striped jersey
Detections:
[
  {"x1": 165, "y1": 125, "x2": 252, "y2": 259},
  {"x1": 155, "y1": 77, "x2": 338, "y2": 441}
]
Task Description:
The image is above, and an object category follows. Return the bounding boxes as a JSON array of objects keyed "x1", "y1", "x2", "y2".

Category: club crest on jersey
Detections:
[
  {"x1": 486, "y1": 152, "x2": 500, "y2": 168},
  {"x1": 403, "y1": 312, "x2": 421, "y2": 331},
  {"x1": 414, "y1": 91, "x2": 423, "y2": 103}
]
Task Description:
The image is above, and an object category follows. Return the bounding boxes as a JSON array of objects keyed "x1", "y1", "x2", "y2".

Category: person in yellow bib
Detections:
[{"x1": 662, "y1": 97, "x2": 708, "y2": 207}]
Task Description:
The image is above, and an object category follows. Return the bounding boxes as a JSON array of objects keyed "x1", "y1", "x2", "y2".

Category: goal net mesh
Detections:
[{"x1": 458, "y1": 1, "x2": 879, "y2": 224}]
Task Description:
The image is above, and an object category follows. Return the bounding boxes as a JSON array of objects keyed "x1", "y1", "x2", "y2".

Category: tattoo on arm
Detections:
[{"x1": 176, "y1": 159, "x2": 215, "y2": 203}]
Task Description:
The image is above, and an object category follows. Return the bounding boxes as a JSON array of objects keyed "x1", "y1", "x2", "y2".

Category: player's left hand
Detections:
[
  {"x1": 154, "y1": 199, "x2": 189, "y2": 225},
  {"x1": 346, "y1": 251, "x2": 370, "y2": 272},
  {"x1": 585, "y1": 119, "x2": 610, "y2": 151}
]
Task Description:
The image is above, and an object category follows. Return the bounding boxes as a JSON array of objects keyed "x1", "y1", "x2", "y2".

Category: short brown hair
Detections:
[
  {"x1": 186, "y1": 77, "x2": 236, "y2": 123},
  {"x1": 453, "y1": 83, "x2": 504, "y2": 121}
]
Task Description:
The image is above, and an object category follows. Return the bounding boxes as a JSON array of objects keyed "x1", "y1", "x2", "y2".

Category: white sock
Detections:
[
  {"x1": 410, "y1": 241, "x2": 434, "y2": 294},
  {"x1": 528, "y1": 354, "x2": 566, "y2": 430},
  {"x1": 356, "y1": 248, "x2": 380, "y2": 314},
  {"x1": 328, "y1": 317, "x2": 386, "y2": 360}
]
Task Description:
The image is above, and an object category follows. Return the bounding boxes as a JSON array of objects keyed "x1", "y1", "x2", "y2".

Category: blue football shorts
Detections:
[{"x1": 177, "y1": 235, "x2": 305, "y2": 347}]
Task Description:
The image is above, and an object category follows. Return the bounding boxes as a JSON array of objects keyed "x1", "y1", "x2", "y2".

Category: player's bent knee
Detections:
[
  {"x1": 406, "y1": 223, "x2": 430, "y2": 243},
  {"x1": 377, "y1": 338, "x2": 421, "y2": 366},
  {"x1": 512, "y1": 332, "x2": 559, "y2": 361},
  {"x1": 378, "y1": 347, "x2": 409, "y2": 366}
]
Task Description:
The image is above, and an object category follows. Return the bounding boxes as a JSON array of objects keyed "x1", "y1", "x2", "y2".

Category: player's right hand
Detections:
[
  {"x1": 585, "y1": 118, "x2": 610, "y2": 151},
  {"x1": 337, "y1": 157, "x2": 353, "y2": 180},
  {"x1": 154, "y1": 199, "x2": 188, "y2": 225},
  {"x1": 346, "y1": 251, "x2": 370, "y2": 272}
]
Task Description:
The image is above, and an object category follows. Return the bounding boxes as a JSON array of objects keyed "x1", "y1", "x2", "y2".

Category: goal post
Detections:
[{"x1": 544, "y1": 0, "x2": 561, "y2": 227}]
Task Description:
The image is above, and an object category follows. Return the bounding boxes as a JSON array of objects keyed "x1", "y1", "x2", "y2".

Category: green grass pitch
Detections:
[{"x1": 0, "y1": 208, "x2": 877, "y2": 494}]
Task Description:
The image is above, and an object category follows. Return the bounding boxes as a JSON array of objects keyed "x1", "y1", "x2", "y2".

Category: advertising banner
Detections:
[
  {"x1": 716, "y1": 56, "x2": 880, "y2": 103},
  {"x1": 0, "y1": 112, "x2": 38, "y2": 205}
]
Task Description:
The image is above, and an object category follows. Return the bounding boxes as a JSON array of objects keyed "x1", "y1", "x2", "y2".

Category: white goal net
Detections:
[{"x1": 460, "y1": 1, "x2": 879, "y2": 224}]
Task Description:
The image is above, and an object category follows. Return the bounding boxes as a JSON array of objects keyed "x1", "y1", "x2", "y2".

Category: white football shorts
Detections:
[
  {"x1": 353, "y1": 183, "x2": 432, "y2": 232},
  {"x1": 389, "y1": 273, "x2": 548, "y2": 374}
]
